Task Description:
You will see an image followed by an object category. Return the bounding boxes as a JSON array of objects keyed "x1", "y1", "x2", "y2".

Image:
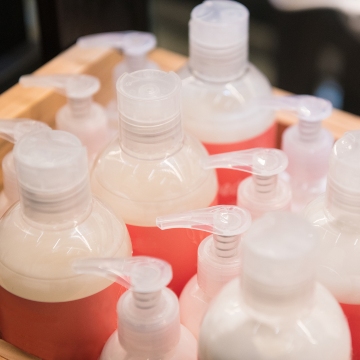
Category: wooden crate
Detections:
[{"x1": 0, "y1": 46, "x2": 360, "y2": 359}]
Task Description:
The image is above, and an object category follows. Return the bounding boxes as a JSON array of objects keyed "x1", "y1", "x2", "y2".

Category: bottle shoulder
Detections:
[{"x1": 199, "y1": 279, "x2": 351, "y2": 359}]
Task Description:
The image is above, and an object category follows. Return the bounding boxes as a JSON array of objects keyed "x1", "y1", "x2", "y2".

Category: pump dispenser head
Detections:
[
  {"x1": 242, "y1": 212, "x2": 319, "y2": 316},
  {"x1": 157, "y1": 205, "x2": 251, "y2": 296},
  {"x1": 73, "y1": 256, "x2": 180, "y2": 357},
  {"x1": 20, "y1": 74, "x2": 100, "y2": 118},
  {"x1": 117, "y1": 69, "x2": 183, "y2": 159},
  {"x1": 13, "y1": 128, "x2": 91, "y2": 226},
  {"x1": 189, "y1": 0, "x2": 249, "y2": 82},
  {"x1": 325, "y1": 130, "x2": 360, "y2": 223}
]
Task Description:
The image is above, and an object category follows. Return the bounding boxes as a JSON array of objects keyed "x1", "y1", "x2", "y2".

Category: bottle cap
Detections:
[
  {"x1": 242, "y1": 212, "x2": 319, "y2": 315},
  {"x1": 189, "y1": 0, "x2": 249, "y2": 82},
  {"x1": 73, "y1": 256, "x2": 180, "y2": 357},
  {"x1": 117, "y1": 69, "x2": 183, "y2": 159},
  {"x1": 157, "y1": 205, "x2": 251, "y2": 296},
  {"x1": 13, "y1": 129, "x2": 91, "y2": 225},
  {"x1": 326, "y1": 130, "x2": 360, "y2": 222}
]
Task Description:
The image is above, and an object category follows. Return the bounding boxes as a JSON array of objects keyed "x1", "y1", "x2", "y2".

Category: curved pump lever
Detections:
[
  {"x1": 0, "y1": 119, "x2": 50, "y2": 143},
  {"x1": 77, "y1": 31, "x2": 157, "y2": 57},
  {"x1": 73, "y1": 256, "x2": 172, "y2": 294},
  {"x1": 19, "y1": 74, "x2": 100, "y2": 99},
  {"x1": 157, "y1": 205, "x2": 251, "y2": 237}
]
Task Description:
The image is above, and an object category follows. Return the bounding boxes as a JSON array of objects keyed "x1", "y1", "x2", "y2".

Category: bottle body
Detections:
[
  {"x1": 304, "y1": 195, "x2": 360, "y2": 358},
  {"x1": 0, "y1": 199, "x2": 132, "y2": 360},
  {"x1": 198, "y1": 278, "x2": 351, "y2": 360},
  {"x1": 282, "y1": 125, "x2": 333, "y2": 212},
  {"x1": 91, "y1": 135, "x2": 218, "y2": 295},
  {"x1": 100, "y1": 326, "x2": 197, "y2": 360},
  {"x1": 179, "y1": 63, "x2": 275, "y2": 205}
]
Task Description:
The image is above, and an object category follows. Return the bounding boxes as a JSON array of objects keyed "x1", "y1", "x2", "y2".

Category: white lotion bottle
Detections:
[
  {"x1": 260, "y1": 95, "x2": 334, "y2": 212},
  {"x1": 0, "y1": 125, "x2": 132, "y2": 360},
  {"x1": 74, "y1": 256, "x2": 197, "y2": 360},
  {"x1": 77, "y1": 31, "x2": 158, "y2": 131},
  {"x1": 157, "y1": 205, "x2": 251, "y2": 339},
  {"x1": 20, "y1": 74, "x2": 110, "y2": 163},
  {"x1": 91, "y1": 69, "x2": 218, "y2": 296},
  {"x1": 202, "y1": 148, "x2": 290, "y2": 219},
  {"x1": 304, "y1": 130, "x2": 360, "y2": 359},
  {"x1": 0, "y1": 119, "x2": 49, "y2": 217},
  {"x1": 198, "y1": 212, "x2": 351, "y2": 360},
  {"x1": 178, "y1": 0, "x2": 275, "y2": 204}
]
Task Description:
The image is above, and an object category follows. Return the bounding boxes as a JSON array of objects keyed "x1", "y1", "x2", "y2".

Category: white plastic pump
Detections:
[
  {"x1": 157, "y1": 205, "x2": 251, "y2": 339},
  {"x1": 19, "y1": 74, "x2": 110, "y2": 162},
  {"x1": 0, "y1": 119, "x2": 50, "y2": 217},
  {"x1": 198, "y1": 212, "x2": 352, "y2": 359},
  {"x1": 77, "y1": 31, "x2": 159, "y2": 128},
  {"x1": 73, "y1": 256, "x2": 197, "y2": 360},
  {"x1": 260, "y1": 95, "x2": 334, "y2": 211},
  {"x1": 203, "y1": 148, "x2": 291, "y2": 218}
]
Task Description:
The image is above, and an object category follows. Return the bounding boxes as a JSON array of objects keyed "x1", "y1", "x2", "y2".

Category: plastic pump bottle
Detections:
[
  {"x1": 260, "y1": 95, "x2": 334, "y2": 212},
  {"x1": 77, "y1": 31, "x2": 159, "y2": 129},
  {"x1": 91, "y1": 69, "x2": 218, "y2": 296},
  {"x1": 304, "y1": 130, "x2": 360, "y2": 359},
  {"x1": 74, "y1": 256, "x2": 197, "y2": 360},
  {"x1": 198, "y1": 212, "x2": 351, "y2": 360},
  {"x1": 0, "y1": 124, "x2": 132, "y2": 360},
  {"x1": 178, "y1": 0, "x2": 276, "y2": 204},
  {"x1": 0, "y1": 119, "x2": 49, "y2": 217},
  {"x1": 20, "y1": 74, "x2": 110, "y2": 163},
  {"x1": 157, "y1": 205, "x2": 251, "y2": 339},
  {"x1": 203, "y1": 148, "x2": 290, "y2": 219}
]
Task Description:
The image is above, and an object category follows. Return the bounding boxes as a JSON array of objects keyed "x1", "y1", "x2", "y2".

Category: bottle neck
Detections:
[
  {"x1": 124, "y1": 55, "x2": 148, "y2": 72},
  {"x1": 2, "y1": 151, "x2": 19, "y2": 204},
  {"x1": 19, "y1": 178, "x2": 92, "y2": 230},
  {"x1": 198, "y1": 235, "x2": 241, "y2": 298},
  {"x1": 252, "y1": 174, "x2": 277, "y2": 199},
  {"x1": 189, "y1": 40, "x2": 248, "y2": 83},
  {"x1": 298, "y1": 119, "x2": 321, "y2": 142},
  {"x1": 68, "y1": 96, "x2": 92, "y2": 118}
]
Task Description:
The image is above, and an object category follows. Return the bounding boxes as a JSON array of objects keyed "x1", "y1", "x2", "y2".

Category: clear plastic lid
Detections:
[
  {"x1": 189, "y1": 0, "x2": 249, "y2": 82},
  {"x1": 117, "y1": 69, "x2": 183, "y2": 159},
  {"x1": 13, "y1": 128, "x2": 91, "y2": 225},
  {"x1": 325, "y1": 130, "x2": 360, "y2": 221},
  {"x1": 73, "y1": 256, "x2": 180, "y2": 356},
  {"x1": 242, "y1": 212, "x2": 319, "y2": 315},
  {"x1": 157, "y1": 205, "x2": 251, "y2": 296}
]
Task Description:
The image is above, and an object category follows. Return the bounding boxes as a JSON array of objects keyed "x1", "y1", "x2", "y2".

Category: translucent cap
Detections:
[
  {"x1": 117, "y1": 69, "x2": 183, "y2": 158},
  {"x1": 242, "y1": 212, "x2": 319, "y2": 314},
  {"x1": 190, "y1": 1, "x2": 249, "y2": 48},
  {"x1": 13, "y1": 129, "x2": 91, "y2": 223},
  {"x1": 326, "y1": 130, "x2": 360, "y2": 218},
  {"x1": 77, "y1": 31, "x2": 157, "y2": 57},
  {"x1": 20, "y1": 74, "x2": 100, "y2": 99},
  {"x1": 203, "y1": 148, "x2": 288, "y2": 176},
  {"x1": 73, "y1": 256, "x2": 172, "y2": 294}
]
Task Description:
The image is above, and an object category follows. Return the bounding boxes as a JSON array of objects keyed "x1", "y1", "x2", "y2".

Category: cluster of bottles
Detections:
[{"x1": 0, "y1": 1, "x2": 358, "y2": 359}]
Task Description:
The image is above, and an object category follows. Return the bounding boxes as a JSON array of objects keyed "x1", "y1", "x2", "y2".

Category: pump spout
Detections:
[{"x1": 0, "y1": 119, "x2": 49, "y2": 143}]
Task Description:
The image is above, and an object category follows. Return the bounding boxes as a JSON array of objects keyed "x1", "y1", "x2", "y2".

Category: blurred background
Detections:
[{"x1": 2, "y1": 0, "x2": 360, "y2": 114}]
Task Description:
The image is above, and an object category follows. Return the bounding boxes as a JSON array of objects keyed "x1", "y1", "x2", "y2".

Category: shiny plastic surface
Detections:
[
  {"x1": 199, "y1": 280, "x2": 351, "y2": 360},
  {"x1": 179, "y1": 64, "x2": 275, "y2": 204}
]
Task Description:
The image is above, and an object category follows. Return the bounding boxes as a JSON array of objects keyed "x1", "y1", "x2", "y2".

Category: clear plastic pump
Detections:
[
  {"x1": 77, "y1": 31, "x2": 159, "y2": 129},
  {"x1": 0, "y1": 119, "x2": 50, "y2": 217},
  {"x1": 157, "y1": 205, "x2": 251, "y2": 339},
  {"x1": 260, "y1": 95, "x2": 334, "y2": 211},
  {"x1": 198, "y1": 212, "x2": 351, "y2": 360},
  {"x1": 74, "y1": 256, "x2": 197, "y2": 360},
  {"x1": 203, "y1": 148, "x2": 291, "y2": 218},
  {"x1": 19, "y1": 74, "x2": 110, "y2": 162}
]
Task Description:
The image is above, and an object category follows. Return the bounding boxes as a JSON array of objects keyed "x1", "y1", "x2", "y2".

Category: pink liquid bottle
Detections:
[
  {"x1": 178, "y1": 0, "x2": 276, "y2": 204},
  {"x1": 74, "y1": 256, "x2": 197, "y2": 360},
  {"x1": 157, "y1": 205, "x2": 251, "y2": 339},
  {"x1": 91, "y1": 69, "x2": 218, "y2": 296},
  {"x1": 0, "y1": 122, "x2": 132, "y2": 360},
  {"x1": 303, "y1": 130, "x2": 360, "y2": 359},
  {"x1": 20, "y1": 74, "x2": 111, "y2": 164}
]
